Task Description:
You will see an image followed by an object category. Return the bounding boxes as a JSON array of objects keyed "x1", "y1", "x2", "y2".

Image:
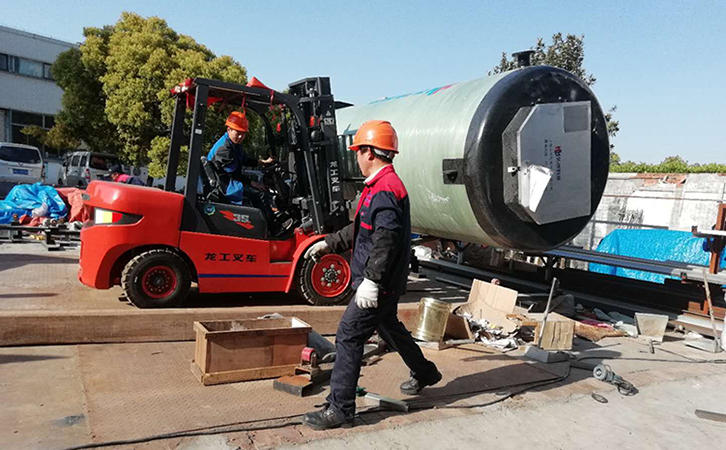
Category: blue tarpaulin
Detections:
[
  {"x1": 589, "y1": 229, "x2": 726, "y2": 283},
  {"x1": 0, "y1": 183, "x2": 68, "y2": 224}
]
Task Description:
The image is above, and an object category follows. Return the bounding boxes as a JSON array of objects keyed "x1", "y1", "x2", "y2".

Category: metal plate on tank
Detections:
[{"x1": 504, "y1": 101, "x2": 592, "y2": 225}]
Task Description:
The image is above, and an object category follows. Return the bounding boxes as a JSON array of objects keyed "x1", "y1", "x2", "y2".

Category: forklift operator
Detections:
[
  {"x1": 207, "y1": 111, "x2": 278, "y2": 224},
  {"x1": 302, "y1": 120, "x2": 442, "y2": 430}
]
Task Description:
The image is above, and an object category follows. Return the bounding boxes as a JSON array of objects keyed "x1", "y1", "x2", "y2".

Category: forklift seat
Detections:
[
  {"x1": 199, "y1": 157, "x2": 269, "y2": 240},
  {"x1": 200, "y1": 156, "x2": 224, "y2": 203}
]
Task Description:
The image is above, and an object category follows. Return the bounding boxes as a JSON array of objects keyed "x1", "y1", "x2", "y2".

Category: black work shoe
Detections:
[
  {"x1": 302, "y1": 406, "x2": 354, "y2": 430},
  {"x1": 400, "y1": 371, "x2": 442, "y2": 395}
]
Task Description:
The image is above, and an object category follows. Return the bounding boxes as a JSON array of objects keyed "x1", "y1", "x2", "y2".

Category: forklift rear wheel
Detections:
[
  {"x1": 121, "y1": 249, "x2": 191, "y2": 308},
  {"x1": 297, "y1": 254, "x2": 353, "y2": 306}
]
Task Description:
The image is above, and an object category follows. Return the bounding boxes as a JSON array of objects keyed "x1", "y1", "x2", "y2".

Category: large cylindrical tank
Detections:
[{"x1": 335, "y1": 66, "x2": 609, "y2": 251}]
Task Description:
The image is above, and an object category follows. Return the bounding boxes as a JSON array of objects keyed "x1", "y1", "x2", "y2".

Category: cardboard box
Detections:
[{"x1": 456, "y1": 279, "x2": 520, "y2": 333}]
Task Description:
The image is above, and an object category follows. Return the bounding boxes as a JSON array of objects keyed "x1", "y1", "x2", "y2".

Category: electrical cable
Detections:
[
  {"x1": 573, "y1": 352, "x2": 726, "y2": 366},
  {"x1": 59, "y1": 417, "x2": 303, "y2": 450},
  {"x1": 409, "y1": 368, "x2": 570, "y2": 411},
  {"x1": 59, "y1": 346, "x2": 724, "y2": 449},
  {"x1": 57, "y1": 371, "x2": 571, "y2": 450}
]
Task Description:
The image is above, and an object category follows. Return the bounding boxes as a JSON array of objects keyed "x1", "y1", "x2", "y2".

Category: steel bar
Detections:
[{"x1": 543, "y1": 246, "x2": 726, "y2": 284}]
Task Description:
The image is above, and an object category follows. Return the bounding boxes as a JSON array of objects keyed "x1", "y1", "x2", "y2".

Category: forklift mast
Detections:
[
  {"x1": 288, "y1": 77, "x2": 348, "y2": 232},
  {"x1": 165, "y1": 77, "x2": 349, "y2": 237}
]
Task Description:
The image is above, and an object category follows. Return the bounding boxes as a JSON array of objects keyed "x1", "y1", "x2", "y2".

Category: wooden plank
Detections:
[
  {"x1": 525, "y1": 312, "x2": 575, "y2": 351},
  {"x1": 709, "y1": 204, "x2": 725, "y2": 274},
  {"x1": 272, "y1": 334, "x2": 307, "y2": 366},
  {"x1": 190, "y1": 359, "x2": 205, "y2": 384},
  {"x1": 0, "y1": 304, "x2": 420, "y2": 346},
  {"x1": 190, "y1": 361, "x2": 298, "y2": 385},
  {"x1": 417, "y1": 340, "x2": 451, "y2": 351},
  {"x1": 199, "y1": 317, "x2": 312, "y2": 336},
  {"x1": 194, "y1": 328, "x2": 209, "y2": 372},
  {"x1": 536, "y1": 321, "x2": 575, "y2": 351},
  {"x1": 207, "y1": 335, "x2": 273, "y2": 373}
]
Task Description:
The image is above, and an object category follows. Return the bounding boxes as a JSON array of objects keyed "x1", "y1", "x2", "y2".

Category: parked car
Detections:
[
  {"x1": 0, "y1": 143, "x2": 44, "y2": 198},
  {"x1": 59, "y1": 151, "x2": 121, "y2": 188}
]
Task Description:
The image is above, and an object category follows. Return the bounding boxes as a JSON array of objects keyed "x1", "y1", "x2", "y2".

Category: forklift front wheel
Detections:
[
  {"x1": 297, "y1": 253, "x2": 353, "y2": 306},
  {"x1": 121, "y1": 249, "x2": 191, "y2": 308}
]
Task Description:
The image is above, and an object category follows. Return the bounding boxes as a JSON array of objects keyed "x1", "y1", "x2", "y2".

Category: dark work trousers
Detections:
[
  {"x1": 245, "y1": 185, "x2": 275, "y2": 225},
  {"x1": 327, "y1": 292, "x2": 438, "y2": 419}
]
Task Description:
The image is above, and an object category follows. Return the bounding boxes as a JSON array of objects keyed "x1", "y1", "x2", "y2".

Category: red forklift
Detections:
[{"x1": 79, "y1": 76, "x2": 353, "y2": 307}]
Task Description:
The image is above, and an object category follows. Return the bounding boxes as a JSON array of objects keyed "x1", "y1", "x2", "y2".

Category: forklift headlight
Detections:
[{"x1": 93, "y1": 208, "x2": 141, "y2": 225}]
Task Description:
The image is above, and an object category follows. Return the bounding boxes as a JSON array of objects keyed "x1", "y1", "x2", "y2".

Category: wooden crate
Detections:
[{"x1": 191, "y1": 317, "x2": 311, "y2": 386}]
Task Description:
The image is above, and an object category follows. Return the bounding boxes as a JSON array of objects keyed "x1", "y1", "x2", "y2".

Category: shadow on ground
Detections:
[
  {"x1": 0, "y1": 252, "x2": 79, "y2": 274},
  {"x1": 0, "y1": 354, "x2": 68, "y2": 365}
]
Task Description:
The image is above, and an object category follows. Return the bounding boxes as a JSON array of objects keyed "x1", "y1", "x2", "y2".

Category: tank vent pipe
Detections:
[{"x1": 512, "y1": 50, "x2": 535, "y2": 67}]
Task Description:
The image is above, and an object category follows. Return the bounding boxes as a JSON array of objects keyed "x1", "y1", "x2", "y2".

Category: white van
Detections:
[
  {"x1": 0, "y1": 143, "x2": 44, "y2": 196},
  {"x1": 59, "y1": 151, "x2": 121, "y2": 188}
]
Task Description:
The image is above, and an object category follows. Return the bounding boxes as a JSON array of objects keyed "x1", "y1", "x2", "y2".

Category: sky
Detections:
[{"x1": 1, "y1": 0, "x2": 724, "y2": 164}]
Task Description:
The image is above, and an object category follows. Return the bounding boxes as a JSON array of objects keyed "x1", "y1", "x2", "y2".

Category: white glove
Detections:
[
  {"x1": 355, "y1": 278, "x2": 379, "y2": 309},
  {"x1": 304, "y1": 240, "x2": 331, "y2": 261}
]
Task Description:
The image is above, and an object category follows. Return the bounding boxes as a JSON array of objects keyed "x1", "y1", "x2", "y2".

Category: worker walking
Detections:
[{"x1": 302, "y1": 120, "x2": 441, "y2": 430}]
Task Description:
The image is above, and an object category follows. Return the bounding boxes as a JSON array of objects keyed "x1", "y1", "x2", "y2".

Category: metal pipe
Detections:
[
  {"x1": 703, "y1": 270, "x2": 722, "y2": 350},
  {"x1": 537, "y1": 277, "x2": 559, "y2": 347}
]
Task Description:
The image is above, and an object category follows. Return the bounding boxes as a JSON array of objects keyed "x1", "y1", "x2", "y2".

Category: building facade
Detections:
[{"x1": 0, "y1": 25, "x2": 76, "y2": 160}]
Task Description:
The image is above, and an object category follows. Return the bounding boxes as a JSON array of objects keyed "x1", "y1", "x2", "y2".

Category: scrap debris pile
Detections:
[
  {"x1": 426, "y1": 277, "x2": 681, "y2": 353},
  {"x1": 0, "y1": 183, "x2": 89, "y2": 228}
]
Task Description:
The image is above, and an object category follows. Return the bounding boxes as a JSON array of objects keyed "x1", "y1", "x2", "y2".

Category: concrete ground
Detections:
[
  {"x1": 2, "y1": 334, "x2": 725, "y2": 450},
  {"x1": 1, "y1": 241, "x2": 726, "y2": 450},
  {"x1": 0, "y1": 241, "x2": 469, "y2": 311},
  {"x1": 280, "y1": 371, "x2": 726, "y2": 450}
]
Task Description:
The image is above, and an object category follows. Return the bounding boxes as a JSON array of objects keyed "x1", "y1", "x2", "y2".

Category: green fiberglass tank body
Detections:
[{"x1": 335, "y1": 66, "x2": 610, "y2": 251}]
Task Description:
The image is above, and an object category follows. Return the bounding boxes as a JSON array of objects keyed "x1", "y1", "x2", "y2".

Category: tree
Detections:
[
  {"x1": 50, "y1": 43, "x2": 120, "y2": 153},
  {"x1": 609, "y1": 155, "x2": 726, "y2": 174},
  {"x1": 490, "y1": 33, "x2": 596, "y2": 85},
  {"x1": 48, "y1": 12, "x2": 249, "y2": 177},
  {"x1": 490, "y1": 33, "x2": 620, "y2": 156}
]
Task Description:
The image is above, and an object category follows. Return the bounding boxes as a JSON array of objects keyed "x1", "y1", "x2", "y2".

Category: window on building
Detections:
[
  {"x1": 3, "y1": 54, "x2": 54, "y2": 80},
  {"x1": 14, "y1": 57, "x2": 44, "y2": 78},
  {"x1": 11, "y1": 125, "x2": 42, "y2": 149},
  {"x1": 43, "y1": 63, "x2": 53, "y2": 80},
  {"x1": 12, "y1": 110, "x2": 44, "y2": 127},
  {"x1": 9, "y1": 111, "x2": 57, "y2": 158}
]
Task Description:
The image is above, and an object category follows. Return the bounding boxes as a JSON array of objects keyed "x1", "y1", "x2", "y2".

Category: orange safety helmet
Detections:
[
  {"x1": 349, "y1": 120, "x2": 398, "y2": 153},
  {"x1": 226, "y1": 111, "x2": 249, "y2": 132}
]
